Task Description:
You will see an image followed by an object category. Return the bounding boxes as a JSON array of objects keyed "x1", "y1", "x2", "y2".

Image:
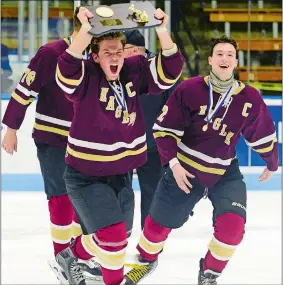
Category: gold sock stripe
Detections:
[
  {"x1": 138, "y1": 233, "x2": 165, "y2": 255},
  {"x1": 50, "y1": 223, "x2": 72, "y2": 244},
  {"x1": 208, "y1": 237, "x2": 236, "y2": 261},
  {"x1": 72, "y1": 222, "x2": 83, "y2": 238},
  {"x1": 82, "y1": 235, "x2": 126, "y2": 270}
]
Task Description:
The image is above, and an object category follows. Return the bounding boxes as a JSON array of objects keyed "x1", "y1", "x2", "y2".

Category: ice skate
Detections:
[
  {"x1": 56, "y1": 247, "x2": 86, "y2": 285},
  {"x1": 48, "y1": 259, "x2": 69, "y2": 285},
  {"x1": 121, "y1": 254, "x2": 158, "y2": 284},
  {"x1": 198, "y1": 258, "x2": 220, "y2": 285},
  {"x1": 77, "y1": 258, "x2": 103, "y2": 281}
]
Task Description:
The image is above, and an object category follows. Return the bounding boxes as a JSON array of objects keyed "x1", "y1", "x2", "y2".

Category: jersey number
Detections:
[
  {"x1": 157, "y1": 105, "x2": 169, "y2": 122},
  {"x1": 21, "y1": 68, "x2": 36, "y2": 86}
]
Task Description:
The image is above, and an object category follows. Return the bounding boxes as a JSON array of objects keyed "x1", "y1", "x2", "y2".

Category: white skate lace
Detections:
[
  {"x1": 200, "y1": 275, "x2": 217, "y2": 285},
  {"x1": 70, "y1": 261, "x2": 85, "y2": 284},
  {"x1": 88, "y1": 259, "x2": 100, "y2": 269}
]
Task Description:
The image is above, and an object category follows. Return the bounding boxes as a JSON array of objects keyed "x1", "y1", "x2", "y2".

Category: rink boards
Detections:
[{"x1": 1, "y1": 96, "x2": 282, "y2": 191}]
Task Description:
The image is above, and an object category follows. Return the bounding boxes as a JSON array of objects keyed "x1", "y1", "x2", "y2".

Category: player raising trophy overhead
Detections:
[{"x1": 55, "y1": 5, "x2": 184, "y2": 285}]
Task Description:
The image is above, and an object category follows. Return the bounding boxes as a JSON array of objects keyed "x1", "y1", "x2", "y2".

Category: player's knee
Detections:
[
  {"x1": 95, "y1": 222, "x2": 128, "y2": 248},
  {"x1": 143, "y1": 215, "x2": 171, "y2": 243},
  {"x1": 214, "y1": 212, "x2": 245, "y2": 245},
  {"x1": 48, "y1": 195, "x2": 73, "y2": 216}
]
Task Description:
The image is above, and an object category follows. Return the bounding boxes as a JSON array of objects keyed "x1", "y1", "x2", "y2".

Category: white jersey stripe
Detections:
[
  {"x1": 245, "y1": 132, "x2": 276, "y2": 147},
  {"x1": 16, "y1": 83, "x2": 39, "y2": 97},
  {"x1": 55, "y1": 72, "x2": 76, "y2": 94},
  {"x1": 178, "y1": 142, "x2": 233, "y2": 166},
  {"x1": 149, "y1": 57, "x2": 174, "y2": 90},
  {"x1": 68, "y1": 134, "x2": 146, "y2": 151},
  {"x1": 153, "y1": 123, "x2": 184, "y2": 136},
  {"x1": 35, "y1": 112, "x2": 72, "y2": 127}
]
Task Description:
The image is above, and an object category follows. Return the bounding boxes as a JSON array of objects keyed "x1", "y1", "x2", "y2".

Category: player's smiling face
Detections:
[
  {"x1": 93, "y1": 39, "x2": 125, "y2": 81},
  {"x1": 208, "y1": 43, "x2": 238, "y2": 81}
]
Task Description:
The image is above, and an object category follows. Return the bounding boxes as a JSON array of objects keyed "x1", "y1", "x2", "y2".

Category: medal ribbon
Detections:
[
  {"x1": 109, "y1": 78, "x2": 128, "y2": 112},
  {"x1": 205, "y1": 80, "x2": 234, "y2": 123}
]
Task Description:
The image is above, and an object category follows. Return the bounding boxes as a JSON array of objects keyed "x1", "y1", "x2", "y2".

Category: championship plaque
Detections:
[{"x1": 86, "y1": 1, "x2": 162, "y2": 36}]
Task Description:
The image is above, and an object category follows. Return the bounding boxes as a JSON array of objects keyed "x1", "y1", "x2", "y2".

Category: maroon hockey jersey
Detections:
[
  {"x1": 153, "y1": 76, "x2": 279, "y2": 188},
  {"x1": 56, "y1": 49, "x2": 184, "y2": 176},
  {"x1": 2, "y1": 38, "x2": 74, "y2": 148}
]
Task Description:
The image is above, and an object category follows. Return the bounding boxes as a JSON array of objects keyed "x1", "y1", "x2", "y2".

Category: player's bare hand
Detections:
[
  {"x1": 78, "y1": 7, "x2": 93, "y2": 25},
  {"x1": 258, "y1": 167, "x2": 274, "y2": 182},
  {"x1": 154, "y1": 8, "x2": 168, "y2": 28},
  {"x1": 172, "y1": 163, "x2": 195, "y2": 194},
  {"x1": 2, "y1": 128, "x2": 17, "y2": 155}
]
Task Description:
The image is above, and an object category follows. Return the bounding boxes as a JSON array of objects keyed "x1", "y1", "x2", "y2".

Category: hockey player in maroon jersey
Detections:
[
  {"x1": 126, "y1": 35, "x2": 279, "y2": 285},
  {"x1": 55, "y1": 6, "x2": 184, "y2": 285},
  {"x1": 1, "y1": 7, "x2": 103, "y2": 281}
]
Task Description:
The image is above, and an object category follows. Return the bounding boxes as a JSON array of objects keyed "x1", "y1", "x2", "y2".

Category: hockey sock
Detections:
[
  {"x1": 48, "y1": 195, "x2": 74, "y2": 256},
  {"x1": 137, "y1": 215, "x2": 171, "y2": 262},
  {"x1": 203, "y1": 212, "x2": 245, "y2": 274},
  {"x1": 72, "y1": 213, "x2": 83, "y2": 239},
  {"x1": 72, "y1": 222, "x2": 127, "y2": 285}
]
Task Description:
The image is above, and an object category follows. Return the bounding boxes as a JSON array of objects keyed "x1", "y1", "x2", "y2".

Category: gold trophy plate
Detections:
[{"x1": 86, "y1": 1, "x2": 162, "y2": 36}]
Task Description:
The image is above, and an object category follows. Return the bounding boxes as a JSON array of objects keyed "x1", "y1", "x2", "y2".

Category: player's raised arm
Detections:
[
  {"x1": 56, "y1": 7, "x2": 93, "y2": 102},
  {"x1": 154, "y1": 8, "x2": 175, "y2": 51},
  {"x1": 123, "y1": 9, "x2": 184, "y2": 96}
]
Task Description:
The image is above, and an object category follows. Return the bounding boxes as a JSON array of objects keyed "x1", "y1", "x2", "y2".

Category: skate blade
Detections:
[
  {"x1": 84, "y1": 271, "x2": 103, "y2": 281},
  {"x1": 48, "y1": 259, "x2": 69, "y2": 285},
  {"x1": 85, "y1": 278, "x2": 104, "y2": 285}
]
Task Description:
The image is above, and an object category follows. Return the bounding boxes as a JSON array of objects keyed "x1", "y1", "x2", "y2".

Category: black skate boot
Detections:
[
  {"x1": 198, "y1": 258, "x2": 220, "y2": 285},
  {"x1": 77, "y1": 258, "x2": 103, "y2": 281},
  {"x1": 121, "y1": 254, "x2": 158, "y2": 284},
  {"x1": 56, "y1": 247, "x2": 86, "y2": 285}
]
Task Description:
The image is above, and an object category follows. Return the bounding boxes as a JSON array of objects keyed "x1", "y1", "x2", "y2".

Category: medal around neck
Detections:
[{"x1": 86, "y1": 1, "x2": 162, "y2": 36}]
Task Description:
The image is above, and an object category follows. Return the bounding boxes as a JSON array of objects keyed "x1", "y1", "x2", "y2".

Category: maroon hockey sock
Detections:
[
  {"x1": 72, "y1": 235, "x2": 93, "y2": 260},
  {"x1": 203, "y1": 212, "x2": 245, "y2": 273},
  {"x1": 71, "y1": 212, "x2": 83, "y2": 239},
  {"x1": 48, "y1": 195, "x2": 74, "y2": 256},
  {"x1": 95, "y1": 222, "x2": 128, "y2": 285},
  {"x1": 73, "y1": 222, "x2": 128, "y2": 285},
  {"x1": 137, "y1": 215, "x2": 171, "y2": 262}
]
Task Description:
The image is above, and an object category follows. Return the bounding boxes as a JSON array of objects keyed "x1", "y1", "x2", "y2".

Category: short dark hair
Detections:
[
  {"x1": 91, "y1": 32, "x2": 126, "y2": 54},
  {"x1": 124, "y1": 29, "x2": 145, "y2": 47},
  {"x1": 73, "y1": 6, "x2": 83, "y2": 31},
  {"x1": 210, "y1": 35, "x2": 238, "y2": 58}
]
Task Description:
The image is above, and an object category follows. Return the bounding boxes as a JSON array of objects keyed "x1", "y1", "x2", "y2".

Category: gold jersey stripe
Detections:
[
  {"x1": 63, "y1": 37, "x2": 71, "y2": 46},
  {"x1": 12, "y1": 92, "x2": 34, "y2": 105},
  {"x1": 56, "y1": 61, "x2": 84, "y2": 86},
  {"x1": 153, "y1": 131, "x2": 181, "y2": 143},
  {"x1": 33, "y1": 123, "x2": 69, "y2": 136},
  {"x1": 66, "y1": 144, "x2": 147, "y2": 162},
  {"x1": 177, "y1": 152, "x2": 225, "y2": 175},
  {"x1": 157, "y1": 53, "x2": 182, "y2": 84},
  {"x1": 253, "y1": 138, "x2": 277, "y2": 153}
]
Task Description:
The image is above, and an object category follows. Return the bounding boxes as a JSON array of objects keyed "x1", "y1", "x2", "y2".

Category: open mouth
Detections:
[
  {"x1": 219, "y1": 65, "x2": 229, "y2": 69},
  {"x1": 110, "y1": 64, "x2": 118, "y2": 74}
]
